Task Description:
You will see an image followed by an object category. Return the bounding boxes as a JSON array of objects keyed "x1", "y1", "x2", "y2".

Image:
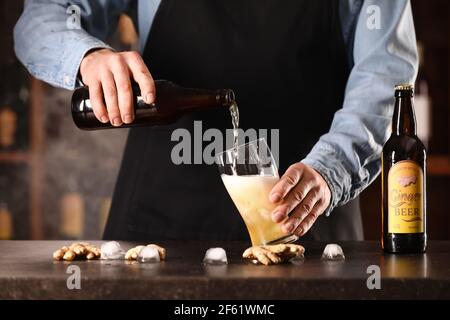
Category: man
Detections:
[{"x1": 14, "y1": 0, "x2": 417, "y2": 241}]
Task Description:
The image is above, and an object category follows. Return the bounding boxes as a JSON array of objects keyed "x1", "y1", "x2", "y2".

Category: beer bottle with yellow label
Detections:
[{"x1": 382, "y1": 84, "x2": 427, "y2": 253}]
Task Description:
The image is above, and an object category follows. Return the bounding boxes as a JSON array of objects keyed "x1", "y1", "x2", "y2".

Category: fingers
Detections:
[
  {"x1": 292, "y1": 201, "x2": 324, "y2": 237},
  {"x1": 280, "y1": 189, "x2": 320, "y2": 234},
  {"x1": 269, "y1": 163, "x2": 332, "y2": 238},
  {"x1": 80, "y1": 49, "x2": 152, "y2": 126},
  {"x1": 88, "y1": 82, "x2": 109, "y2": 123},
  {"x1": 101, "y1": 71, "x2": 122, "y2": 126},
  {"x1": 269, "y1": 164, "x2": 304, "y2": 203},
  {"x1": 111, "y1": 57, "x2": 134, "y2": 124},
  {"x1": 271, "y1": 179, "x2": 313, "y2": 224},
  {"x1": 123, "y1": 51, "x2": 155, "y2": 104}
]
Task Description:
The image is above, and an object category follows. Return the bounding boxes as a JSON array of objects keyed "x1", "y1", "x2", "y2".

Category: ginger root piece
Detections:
[
  {"x1": 53, "y1": 242, "x2": 101, "y2": 261},
  {"x1": 125, "y1": 245, "x2": 145, "y2": 260},
  {"x1": 53, "y1": 247, "x2": 69, "y2": 261},
  {"x1": 243, "y1": 246, "x2": 281, "y2": 265},
  {"x1": 125, "y1": 244, "x2": 166, "y2": 261},
  {"x1": 62, "y1": 250, "x2": 76, "y2": 261},
  {"x1": 243, "y1": 244, "x2": 305, "y2": 265},
  {"x1": 267, "y1": 243, "x2": 305, "y2": 260},
  {"x1": 85, "y1": 245, "x2": 101, "y2": 260},
  {"x1": 71, "y1": 244, "x2": 86, "y2": 255}
]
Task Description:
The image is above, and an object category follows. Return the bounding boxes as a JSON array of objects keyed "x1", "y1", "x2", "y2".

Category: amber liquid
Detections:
[
  {"x1": 229, "y1": 101, "x2": 239, "y2": 171},
  {"x1": 221, "y1": 174, "x2": 296, "y2": 246},
  {"x1": 382, "y1": 88, "x2": 427, "y2": 253}
]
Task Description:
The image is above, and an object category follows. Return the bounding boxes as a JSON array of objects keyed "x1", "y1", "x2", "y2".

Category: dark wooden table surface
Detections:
[{"x1": 0, "y1": 241, "x2": 449, "y2": 299}]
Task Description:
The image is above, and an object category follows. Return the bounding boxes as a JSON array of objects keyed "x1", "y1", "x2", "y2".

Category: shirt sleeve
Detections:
[
  {"x1": 302, "y1": 0, "x2": 418, "y2": 215},
  {"x1": 14, "y1": 0, "x2": 132, "y2": 89}
]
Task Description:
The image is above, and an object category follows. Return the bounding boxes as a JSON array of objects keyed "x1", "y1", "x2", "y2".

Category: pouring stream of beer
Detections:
[{"x1": 229, "y1": 101, "x2": 239, "y2": 173}]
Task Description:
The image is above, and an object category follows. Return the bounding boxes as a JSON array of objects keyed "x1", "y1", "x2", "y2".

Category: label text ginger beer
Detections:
[{"x1": 382, "y1": 84, "x2": 427, "y2": 253}]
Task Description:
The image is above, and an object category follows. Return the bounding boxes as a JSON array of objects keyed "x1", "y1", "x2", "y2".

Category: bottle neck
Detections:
[
  {"x1": 392, "y1": 91, "x2": 417, "y2": 136},
  {"x1": 133, "y1": 81, "x2": 235, "y2": 110},
  {"x1": 217, "y1": 89, "x2": 235, "y2": 107}
]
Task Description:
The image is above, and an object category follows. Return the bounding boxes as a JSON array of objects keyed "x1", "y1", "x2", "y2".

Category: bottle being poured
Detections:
[{"x1": 71, "y1": 80, "x2": 236, "y2": 130}]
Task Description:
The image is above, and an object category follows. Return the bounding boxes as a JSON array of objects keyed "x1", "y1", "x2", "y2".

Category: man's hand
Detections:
[
  {"x1": 270, "y1": 163, "x2": 331, "y2": 237},
  {"x1": 79, "y1": 49, "x2": 155, "y2": 126}
]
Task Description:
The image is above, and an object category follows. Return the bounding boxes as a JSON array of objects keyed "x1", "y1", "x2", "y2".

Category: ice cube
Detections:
[
  {"x1": 203, "y1": 247, "x2": 228, "y2": 265},
  {"x1": 138, "y1": 246, "x2": 160, "y2": 263},
  {"x1": 100, "y1": 241, "x2": 125, "y2": 260},
  {"x1": 321, "y1": 243, "x2": 345, "y2": 260}
]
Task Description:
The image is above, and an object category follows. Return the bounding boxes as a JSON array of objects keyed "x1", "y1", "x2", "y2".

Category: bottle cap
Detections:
[{"x1": 395, "y1": 84, "x2": 414, "y2": 91}]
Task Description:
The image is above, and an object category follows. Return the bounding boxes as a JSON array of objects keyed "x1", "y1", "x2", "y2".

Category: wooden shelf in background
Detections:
[
  {"x1": 0, "y1": 152, "x2": 29, "y2": 163},
  {"x1": 29, "y1": 77, "x2": 44, "y2": 240},
  {"x1": 428, "y1": 155, "x2": 450, "y2": 176}
]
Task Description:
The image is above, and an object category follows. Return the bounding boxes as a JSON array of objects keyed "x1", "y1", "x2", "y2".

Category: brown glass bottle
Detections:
[
  {"x1": 382, "y1": 84, "x2": 427, "y2": 253},
  {"x1": 71, "y1": 80, "x2": 235, "y2": 130}
]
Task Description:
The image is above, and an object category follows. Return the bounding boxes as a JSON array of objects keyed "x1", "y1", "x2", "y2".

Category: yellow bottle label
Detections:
[{"x1": 388, "y1": 160, "x2": 424, "y2": 233}]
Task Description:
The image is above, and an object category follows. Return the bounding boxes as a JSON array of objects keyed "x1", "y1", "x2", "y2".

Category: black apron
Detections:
[{"x1": 104, "y1": 0, "x2": 364, "y2": 241}]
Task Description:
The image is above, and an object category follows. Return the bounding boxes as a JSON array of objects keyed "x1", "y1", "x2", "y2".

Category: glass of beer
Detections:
[{"x1": 216, "y1": 138, "x2": 298, "y2": 246}]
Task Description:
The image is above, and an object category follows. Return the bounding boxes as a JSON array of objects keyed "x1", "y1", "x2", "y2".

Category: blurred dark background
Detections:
[{"x1": 0, "y1": 1, "x2": 448, "y2": 240}]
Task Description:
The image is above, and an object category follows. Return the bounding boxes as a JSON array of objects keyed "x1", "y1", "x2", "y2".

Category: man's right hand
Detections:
[{"x1": 79, "y1": 49, "x2": 155, "y2": 126}]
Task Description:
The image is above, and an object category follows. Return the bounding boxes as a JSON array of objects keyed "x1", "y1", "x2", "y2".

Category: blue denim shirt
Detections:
[{"x1": 14, "y1": 0, "x2": 418, "y2": 214}]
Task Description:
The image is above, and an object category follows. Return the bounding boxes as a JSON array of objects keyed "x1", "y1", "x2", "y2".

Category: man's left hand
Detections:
[{"x1": 269, "y1": 163, "x2": 331, "y2": 237}]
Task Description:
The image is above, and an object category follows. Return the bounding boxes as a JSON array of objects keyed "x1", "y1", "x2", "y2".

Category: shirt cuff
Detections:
[
  {"x1": 61, "y1": 36, "x2": 113, "y2": 90},
  {"x1": 301, "y1": 150, "x2": 351, "y2": 216}
]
